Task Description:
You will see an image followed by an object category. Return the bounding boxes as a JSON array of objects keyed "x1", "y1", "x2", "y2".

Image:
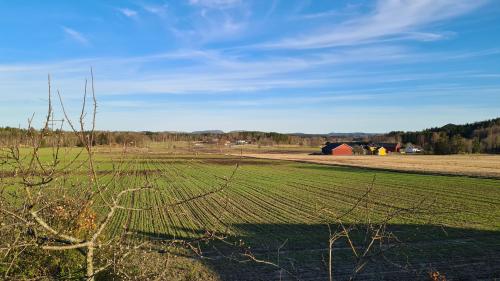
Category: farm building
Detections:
[
  {"x1": 376, "y1": 143, "x2": 401, "y2": 153},
  {"x1": 352, "y1": 145, "x2": 367, "y2": 155},
  {"x1": 365, "y1": 144, "x2": 378, "y2": 155},
  {"x1": 376, "y1": 147, "x2": 387, "y2": 156},
  {"x1": 404, "y1": 144, "x2": 423, "y2": 154},
  {"x1": 322, "y1": 142, "x2": 353, "y2": 155}
]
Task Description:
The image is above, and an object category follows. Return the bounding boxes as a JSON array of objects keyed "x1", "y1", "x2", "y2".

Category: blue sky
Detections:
[{"x1": 1, "y1": 0, "x2": 499, "y2": 133}]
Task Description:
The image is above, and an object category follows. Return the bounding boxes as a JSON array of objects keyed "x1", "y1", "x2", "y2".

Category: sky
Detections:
[{"x1": 0, "y1": 0, "x2": 499, "y2": 133}]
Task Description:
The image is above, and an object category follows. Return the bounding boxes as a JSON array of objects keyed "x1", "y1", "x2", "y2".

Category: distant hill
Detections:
[
  {"x1": 327, "y1": 132, "x2": 377, "y2": 137},
  {"x1": 190, "y1": 130, "x2": 224, "y2": 134},
  {"x1": 427, "y1": 118, "x2": 500, "y2": 138}
]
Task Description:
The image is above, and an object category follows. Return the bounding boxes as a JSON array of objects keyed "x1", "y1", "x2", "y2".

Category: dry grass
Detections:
[{"x1": 237, "y1": 153, "x2": 500, "y2": 178}]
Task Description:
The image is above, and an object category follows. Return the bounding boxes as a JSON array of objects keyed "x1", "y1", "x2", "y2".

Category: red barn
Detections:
[{"x1": 321, "y1": 142, "x2": 353, "y2": 156}]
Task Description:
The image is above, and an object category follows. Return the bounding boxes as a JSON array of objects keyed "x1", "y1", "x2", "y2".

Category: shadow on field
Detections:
[{"x1": 136, "y1": 223, "x2": 500, "y2": 281}]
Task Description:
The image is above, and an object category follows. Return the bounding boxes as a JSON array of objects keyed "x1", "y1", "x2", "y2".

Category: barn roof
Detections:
[
  {"x1": 323, "y1": 142, "x2": 352, "y2": 149},
  {"x1": 375, "y1": 142, "x2": 400, "y2": 151},
  {"x1": 322, "y1": 142, "x2": 354, "y2": 154}
]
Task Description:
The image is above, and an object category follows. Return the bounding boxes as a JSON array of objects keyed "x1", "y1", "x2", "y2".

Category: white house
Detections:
[{"x1": 405, "y1": 144, "x2": 422, "y2": 154}]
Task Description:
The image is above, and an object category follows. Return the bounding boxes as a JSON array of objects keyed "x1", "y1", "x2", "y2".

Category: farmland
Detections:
[
  {"x1": 231, "y1": 150, "x2": 500, "y2": 178},
  {"x1": 3, "y1": 146, "x2": 499, "y2": 280}
]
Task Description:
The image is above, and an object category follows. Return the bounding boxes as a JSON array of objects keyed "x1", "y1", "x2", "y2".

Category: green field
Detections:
[{"x1": 2, "y1": 147, "x2": 500, "y2": 280}]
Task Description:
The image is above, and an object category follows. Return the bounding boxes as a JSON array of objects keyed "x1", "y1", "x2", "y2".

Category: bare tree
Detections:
[
  {"x1": 322, "y1": 176, "x2": 436, "y2": 281},
  {"x1": 0, "y1": 70, "x2": 238, "y2": 280}
]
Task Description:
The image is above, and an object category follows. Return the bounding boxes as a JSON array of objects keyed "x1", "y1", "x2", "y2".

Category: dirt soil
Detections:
[{"x1": 236, "y1": 153, "x2": 500, "y2": 178}]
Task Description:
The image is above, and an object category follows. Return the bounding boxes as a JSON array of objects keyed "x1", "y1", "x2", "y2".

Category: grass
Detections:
[{"x1": 2, "y1": 146, "x2": 500, "y2": 280}]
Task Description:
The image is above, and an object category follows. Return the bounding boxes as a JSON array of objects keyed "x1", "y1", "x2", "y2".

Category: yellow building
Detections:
[
  {"x1": 377, "y1": 147, "x2": 387, "y2": 156},
  {"x1": 368, "y1": 146, "x2": 377, "y2": 155}
]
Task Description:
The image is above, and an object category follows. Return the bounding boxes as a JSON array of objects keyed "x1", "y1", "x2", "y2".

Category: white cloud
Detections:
[
  {"x1": 142, "y1": 4, "x2": 168, "y2": 16},
  {"x1": 291, "y1": 5, "x2": 360, "y2": 21},
  {"x1": 61, "y1": 26, "x2": 89, "y2": 45},
  {"x1": 188, "y1": 0, "x2": 241, "y2": 9},
  {"x1": 0, "y1": 46, "x2": 407, "y2": 102},
  {"x1": 261, "y1": 0, "x2": 487, "y2": 49},
  {"x1": 118, "y1": 8, "x2": 138, "y2": 18},
  {"x1": 173, "y1": 7, "x2": 250, "y2": 43},
  {"x1": 1, "y1": 48, "x2": 499, "y2": 132},
  {"x1": 1, "y1": 46, "x2": 499, "y2": 102}
]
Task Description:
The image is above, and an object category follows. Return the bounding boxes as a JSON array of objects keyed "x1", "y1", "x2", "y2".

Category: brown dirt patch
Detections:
[{"x1": 235, "y1": 153, "x2": 500, "y2": 178}]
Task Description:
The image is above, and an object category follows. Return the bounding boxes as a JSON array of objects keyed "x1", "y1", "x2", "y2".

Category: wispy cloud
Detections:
[
  {"x1": 118, "y1": 8, "x2": 138, "y2": 18},
  {"x1": 142, "y1": 4, "x2": 168, "y2": 17},
  {"x1": 1, "y1": 0, "x2": 498, "y2": 132},
  {"x1": 290, "y1": 4, "x2": 361, "y2": 21},
  {"x1": 170, "y1": 1, "x2": 250, "y2": 44},
  {"x1": 260, "y1": 0, "x2": 487, "y2": 49},
  {"x1": 61, "y1": 26, "x2": 89, "y2": 45},
  {"x1": 291, "y1": 10, "x2": 350, "y2": 20},
  {"x1": 2, "y1": 45, "x2": 499, "y2": 102},
  {"x1": 188, "y1": 0, "x2": 241, "y2": 9}
]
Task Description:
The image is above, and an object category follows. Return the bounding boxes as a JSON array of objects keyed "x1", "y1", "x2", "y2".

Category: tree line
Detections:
[
  {"x1": 0, "y1": 127, "x2": 326, "y2": 148},
  {"x1": 387, "y1": 118, "x2": 500, "y2": 154},
  {"x1": 2, "y1": 117, "x2": 499, "y2": 154}
]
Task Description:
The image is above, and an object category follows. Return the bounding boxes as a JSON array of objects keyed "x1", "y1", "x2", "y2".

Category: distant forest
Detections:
[
  {"x1": 387, "y1": 118, "x2": 500, "y2": 154},
  {"x1": 0, "y1": 128, "x2": 325, "y2": 148},
  {"x1": 0, "y1": 117, "x2": 499, "y2": 154}
]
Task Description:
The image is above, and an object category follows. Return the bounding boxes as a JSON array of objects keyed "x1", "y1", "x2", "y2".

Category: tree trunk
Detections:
[
  {"x1": 329, "y1": 239, "x2": 333, "y2": 281},
  {"x1": 86, "y1": 245, "x2": 95, "y2": 281}
]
